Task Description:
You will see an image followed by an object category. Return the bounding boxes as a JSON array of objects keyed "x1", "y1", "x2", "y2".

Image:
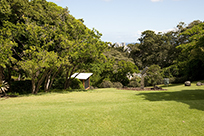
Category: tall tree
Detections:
[
  {"x1": 177, "y1": 21, "x2": 204, "y2": 80},
  {"x1": 145, "y1": 64, "x2": 163, "y2": 87},
  {"x1": 137, "y1": 30, "x2": 170, "y2": 68}
]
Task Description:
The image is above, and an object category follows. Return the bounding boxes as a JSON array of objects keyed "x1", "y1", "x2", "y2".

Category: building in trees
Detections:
[{"x1": 71, "y1": 73, "x2": 93, "y2": 89}]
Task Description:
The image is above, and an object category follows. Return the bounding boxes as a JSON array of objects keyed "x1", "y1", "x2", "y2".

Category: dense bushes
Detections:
[
  {"x1": 100, "y1": 80, "x2": 113, "y2": 88},
  {"x1": 127, "y1": 76, "x2": 141, "y2": 87},
  {"x1": 70, "y1": 78, "x2": 84, "y2": 89},
  {"x1": 145, "y1": 65, "x2": 163, "y2": 86},
  {"x1": 100, "y1": 80, "x2": 123, "y2": 88},
  {"x1": 52, "y1": 77, "x2": 84, "y2": 90},
  {"x1": 112, "y1": 82, "x2": 123, "y2": 88}
]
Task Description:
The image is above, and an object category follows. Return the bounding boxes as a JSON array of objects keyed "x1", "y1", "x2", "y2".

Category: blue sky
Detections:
[{"x1": 47, "y1": 0, "x2": 204, "y2": 43}]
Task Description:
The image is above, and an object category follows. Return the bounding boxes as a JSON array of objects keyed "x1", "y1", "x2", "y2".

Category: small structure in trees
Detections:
[{"x1": 71, "y1": 73, "x2": 93, "y2": 89}]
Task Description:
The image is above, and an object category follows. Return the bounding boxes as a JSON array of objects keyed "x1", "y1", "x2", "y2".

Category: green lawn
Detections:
[{"x1": 1, "y1": 82, "x2": 204, "y2": 136}]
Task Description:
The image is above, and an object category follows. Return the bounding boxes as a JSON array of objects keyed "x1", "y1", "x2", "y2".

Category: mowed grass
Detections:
[{"x1": 1, "y1": 82, "x2": 204, "y2": 136}]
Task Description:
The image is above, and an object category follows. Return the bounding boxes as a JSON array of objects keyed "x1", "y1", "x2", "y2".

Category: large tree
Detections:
[
  {"x1": 132, "y1": 30, "x2": 171, "y2": 69},
  {"x1": 177, "y1": 21, "x2": 204, "y2": 80}
]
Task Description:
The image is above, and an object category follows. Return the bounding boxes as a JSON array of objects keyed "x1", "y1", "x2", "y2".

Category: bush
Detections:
[
  {"x1": 70, "y1": 78, "x2": 84, "y2": 89},
  {"x1": 127, "y1": 76, "x2": 141, "y2": 87},
  {"x1": 89, "y1": 86, "x2": 95, "y2": 90},
  {"x1": 128, "y1": 81, "x2": 141, "y2": 88},
  {"x1": 100, "y1": 80, "x2": 113, "y2": 88},
  {"x1": 52, "y1": 77, "x2": 84, "y2": 90},
  {"x1": 52, "y1": 77, "x2": 65, "y2": 89},
  {"x1": 112, "y1": 82, "x2": 123, "y2": 88},
  {"x1": 169, "y1": 77, "x2": 176, "y2": 84},
  {"x1": 174, "y1": 76, "x2": 188, "y2": 83},
  {"x1": 145, "y1": 65, "x2": 163, "y2": 86}
]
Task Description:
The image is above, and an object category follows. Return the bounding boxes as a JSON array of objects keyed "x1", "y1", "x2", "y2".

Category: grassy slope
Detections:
[{"x1": 0, "y1": 82, "x2": 204, "y2": 136}]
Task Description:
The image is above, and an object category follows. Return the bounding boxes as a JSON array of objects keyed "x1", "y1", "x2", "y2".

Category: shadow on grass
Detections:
[{"x1": 137, "y1": 89, "x2": 204, "y2": 111}]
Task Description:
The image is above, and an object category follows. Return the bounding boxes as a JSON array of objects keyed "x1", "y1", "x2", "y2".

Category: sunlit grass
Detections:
[{"x1": 0, "y1": 84, "x2": 204, "y2": 136}]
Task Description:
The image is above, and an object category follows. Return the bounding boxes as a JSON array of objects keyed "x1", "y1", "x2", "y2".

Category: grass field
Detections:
[{"x1": 1, "y1": 82, "x2": 204, "y2": 136}]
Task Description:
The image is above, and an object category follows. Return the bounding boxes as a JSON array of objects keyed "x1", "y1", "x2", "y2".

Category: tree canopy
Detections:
[{"x1": 0, "y1": 0, "x2": 107, "y2": 94}]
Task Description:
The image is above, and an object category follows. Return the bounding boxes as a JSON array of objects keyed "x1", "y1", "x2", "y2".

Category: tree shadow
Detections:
[{"x1": 137, "y1": 89, "x2": 204, "y2": 111}]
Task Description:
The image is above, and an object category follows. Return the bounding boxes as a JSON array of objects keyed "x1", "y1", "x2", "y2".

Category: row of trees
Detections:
[
  {"x1": 0, "y1": 0, "x2": 108, "y2": 94},
  {"x1": 0, "y1": 0, "x2": 140, "y2": 94},
  {"x1": 127, "y1": 20, "x2": 204, "y2": 83},
  {"x1": 1, "y1": 0, "x2": 203, "y2": 94}
]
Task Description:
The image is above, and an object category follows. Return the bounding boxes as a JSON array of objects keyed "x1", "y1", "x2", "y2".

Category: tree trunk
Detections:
[
  {"x1": 47, "y1": 66, "x2": 62, "y2": 92},
  {"x1": 64, "y1": 69, "x2": 69, "y2": 89},
  {"x1": 44, "y1": 75, "x2": 50, "y2": 92},
  {"x1": 141, "y1": 74, "x2": 144, "y2": 89},
  {"x1": 35, "y1": 69, "x2": 50, "y2": 94},
  {"x1": 31, "y1": 78, "x2": 36, "y2": 94},
  {"x1": 18, "y1": 73, "x2": 21, "y2": 81}
]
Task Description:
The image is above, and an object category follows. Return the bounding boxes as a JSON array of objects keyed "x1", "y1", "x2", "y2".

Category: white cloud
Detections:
[{"x1": 151, "y1": 0, "x2": 163, "y2": 2}]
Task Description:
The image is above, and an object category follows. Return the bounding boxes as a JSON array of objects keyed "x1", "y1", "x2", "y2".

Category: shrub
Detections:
[
  {"x1": 89, "y1": 86, "x2": 95, "y2": 90},
  {"x1": 70, "y1": 78, "x2": 84, "y2": 89},
  {"x1": 52, "y1": 77, "x2": 65, "y2": 89},
  {"x1": 52, "y1": 77, "x2": 84, "y2": 90},
  {"x1": 169, "y1": 77, "x2": 176, "y2": 84},
  {"x1": 127, "y1": 76, "x2": 141, "y2": 87},
  {"x1": 100, "y1": 80, "x2": 113, "y2": 88},
  {"x1": 145, "y1": 65, "x2": 163, "y2": 86},
  {"x1": 174, "y1": 76, "x2": 188, "y2": 83},
  {"x1": 112, "y1": 82, "x2": 123, "y2": 88},
  {"x1": 128, "y1": 81, "x2": 141, "y2": 88}
]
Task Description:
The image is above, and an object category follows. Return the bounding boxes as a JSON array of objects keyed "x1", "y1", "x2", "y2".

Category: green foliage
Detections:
[
  {"x1": 100, "y1": 80, "x2": 113, "y2": 88},
  {"x1": 136, "y1": 30, "x2": 172, "y2": 68},
  {"x1": 104, "y1": 47, "x2": 133, "y2": 63},
  {"x1": 145, "y1": 65, "x2": 163, "y2": 86},
  {"x1": 0, "y1": 0, "x2": 107, "y2": 94},
  {"x1": 127, "y1": 81, "x2": 141, "y2": 88},
  {"x1": 128, "y1": 77, "x2": 141, "y2": 88},
  {"x1": 51, "y1": 76, "x2": 65, "y2": 90},
  {"x1": 176, "y1": 22, "x2": 204, "y2": 81},
  {"x1": 70, "y1": 78, "x2": 84, "y2": 90},
  {"x1": 0, "y1": 24, "x2": 17, "y2": 68},
  {"x1": 112, "y1": 60, "x2": 139, "y2": 86},
  {"x1": 52, "y1": 77, "x2": 84, "y2": 90},
  {"x1": 100, "y1": 80, "x2": 123, "y2": 88},
  {"x1": 112, "y1": 82, "x2": 123, "y2": 88},
  {"x1": 162, "y1": 65, "x2": 179, "y2": 78}
]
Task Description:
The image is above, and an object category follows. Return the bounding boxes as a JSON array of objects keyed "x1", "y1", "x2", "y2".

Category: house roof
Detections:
[{"x1": 71, "y1": 73, "x2": 93, "y2": 80}]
